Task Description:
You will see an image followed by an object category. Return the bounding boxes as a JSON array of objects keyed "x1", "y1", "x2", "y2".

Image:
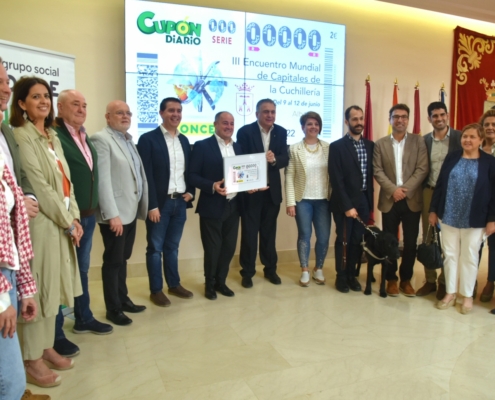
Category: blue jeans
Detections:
[
  {"x1": 146, "y1": 197, "x2": 187, "y2": 293},
  {"x1": 294, "y1": 199, "x2": 331, "y2": 268},
  {"x1": 0, "y1": 269, "x2": 26, "y2": 400},
  {"x1": 55, "y1": 214, "x2": 96, "y2": 339}
]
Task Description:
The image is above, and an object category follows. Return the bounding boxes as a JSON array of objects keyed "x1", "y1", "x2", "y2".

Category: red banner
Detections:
[
  {"x1": 450, "y1": 26, "x2": 495, "y2": 130},
  {"x1": 412, "y1": 85, "x2": 421, "y2": 134}
]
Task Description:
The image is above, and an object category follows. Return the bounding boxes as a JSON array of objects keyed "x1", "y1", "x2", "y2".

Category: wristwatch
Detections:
[{"x1": 64, "y1": 224, "x2": 75, "y2": 236}]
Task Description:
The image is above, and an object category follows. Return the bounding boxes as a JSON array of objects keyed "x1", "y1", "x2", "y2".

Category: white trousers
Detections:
[{"x1": 440, "y1": 221, "x2": 485, "y2": 297}]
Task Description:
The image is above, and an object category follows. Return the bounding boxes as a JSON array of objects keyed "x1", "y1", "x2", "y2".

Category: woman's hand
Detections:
[
  {"x1": 69, "y1": 219, "x2": 83, "y2": 247},
  {"x1": 286, "y1": 206, "x2": 296, "y2": 217},
  {"x1": 429, "y1": 212, "x2": 439, "y2": 227},
  {"x1": 486, "y1": 221, "x2": 495, "y2": 236}
]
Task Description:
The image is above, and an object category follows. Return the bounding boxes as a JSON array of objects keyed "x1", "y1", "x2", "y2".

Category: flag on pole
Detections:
[
  {"x1": 363, "y1": 75, "x2": 374, "y2": 224},
  {"x1": 363, "y1": 75, "x2": 373, "y2": 141},
  {"x1": 387, "y1": 78, "x2": 399, "y2": 134},
  {"x1": 439, "y1": 83, "x2": 446, "y2": 103},
  {"x1": 412, "y1": 82, "x2": 421, "y2": 134}
]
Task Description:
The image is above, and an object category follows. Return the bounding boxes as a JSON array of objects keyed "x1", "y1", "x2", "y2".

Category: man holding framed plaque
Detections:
[
  {"x1": 189, "y1": 112, "x2": 242, "y2": 300},
  {"x1": 237, "y1": 99, "x2": 289, "y2": 288}
]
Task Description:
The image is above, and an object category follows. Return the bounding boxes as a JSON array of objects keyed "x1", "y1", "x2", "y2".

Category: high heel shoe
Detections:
[
  {"x1": 43, "y1": 358, "x2": 74, "y2": 371},
  {"x1": 460, "y1": 304, "x2": 473, "y2": 314},
  {"x1": 436, "y1": 296, "x2": 456, "y2": 310},
  {"x1": 26, "y1": 371, "x2": 61, "y2": 388}
]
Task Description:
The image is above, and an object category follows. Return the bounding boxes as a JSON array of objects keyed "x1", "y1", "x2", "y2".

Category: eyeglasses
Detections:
[
  {"x1": 113, "y1": 111, "x2": 132, "y2": 117},
  {"x1": 391, "y1": 115, "x2": 409, "y2": 121}
]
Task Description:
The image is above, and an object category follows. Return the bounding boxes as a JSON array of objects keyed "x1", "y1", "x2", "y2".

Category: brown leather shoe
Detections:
[
  {"x1": 22, "y1": 390, "x2": 51, "y2": 400},
  {"x1": 436, "y1": 283, "x2": 446, "y2": 301},
  {"x1": 150, "y1": 292, "x2": 171, "y2": 307},
  {"x1": 399, "y1": 280, "x2": 416, "y2": 297},
  {"x1": 416, "y1": 282, "x2": 436, "y2": 297},
  {"x1": 168, "y1": 285, "x2": 193, "y2": 299},
  {"x1": 480, "y1": 281, "x2": 494, "y2": 302},
  {"x1": 386, "y1": 280, "x2": 399, "y2": 297}
]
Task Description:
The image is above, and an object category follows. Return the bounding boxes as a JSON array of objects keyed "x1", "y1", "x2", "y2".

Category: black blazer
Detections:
[
  {"x1": 329, "y1": 135, "x2": 374, "y2": 214},
  {"x1": 236, "y1": 121, "x2": 288, "y2": 204},
  {"x1": 189, "y1": 135, "x2": 242, "y2": 219},
  {"x1": 137, "y1": 127, "x2": 195, "y2": 211},
  {"x1": 430, "y1": 149, "x2": 495, "y2": 228}
]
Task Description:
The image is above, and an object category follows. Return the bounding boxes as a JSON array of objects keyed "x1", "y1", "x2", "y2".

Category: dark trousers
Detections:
[
  {"x1": 239, "y1": 189, "x2": 280, "y2": 278},
  {"x1": 488, "y1": 234, "x2": 495, "y2": 282},
  {"x1": 200, "y1": 198, "x2": 239, "y2": 285},
  {"x1": 382, "y1": 199, "x2": 420, "y2": 282},
  {"x1": 334, "y1": 192, "x2": 370, "y2": 278},
  {"x1": 99, "y1": 219, "x2": 137, "y2": 311}
]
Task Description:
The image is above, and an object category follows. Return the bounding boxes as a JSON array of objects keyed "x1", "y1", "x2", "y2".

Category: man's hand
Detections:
[
  {"x1": 213, "y1": 179, "x2": 227, "y2": 196},
  {"x1": 286, "y1": 206, "x2": 296, "y2": 217},
  {"x1": 23, "y1": 196, "x2": 39, "y2": 219},
  {"x1": 247, "y1": 186, "x2": 269, "y2": 194},
  {"x1": 486, "y1": 221, "x2": 495, "y2": 236},
  {"x1": 345, "y1": 208, "x2": 358, "y2": 218},
  {"x1": 429, "y1": 212, "x2": 439, "y2": 227},
  {"x1": 148, "y1": 209, "x2": 160, "y2": 223},
  {"x1": 0, "y1": 305, "x2": 16, "y2": 338},
  {"x1": 392, "y1": 188, "x2": 408, "y2": 202},
  {"x1": 109, "y1": 217, "x2": 124, "y2": 236},
  {"x1": 182, "y1": 193, "x2": 193, "y2": 202},
  {"x1": 21, "y1": 298, "x2": 37, "y2": 321},
  {"x1": 266, "y1": 150, "x2": 276, "y2": 164}
]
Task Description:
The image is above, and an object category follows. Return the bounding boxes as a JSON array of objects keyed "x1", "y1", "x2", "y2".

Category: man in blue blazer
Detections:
[
  {"x1": 236, "y1": 99, "x2": 289, "y2": 288},
  {"x1": 189, "y1": 112, "x2": 242, "y2": 300},
  {"x1": 329, "y1": 105, "x2": 374, "y2": 293},
  {"x1": 137, "y1": 98, "x2": 195, "y2": 307}
]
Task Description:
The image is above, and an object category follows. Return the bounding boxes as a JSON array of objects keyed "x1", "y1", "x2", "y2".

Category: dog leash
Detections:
[{"x1": 355, "y1": 215, "x2": 389, "y2": 261}]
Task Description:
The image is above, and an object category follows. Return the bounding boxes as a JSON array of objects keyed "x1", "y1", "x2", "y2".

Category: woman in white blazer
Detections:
[{"x1": 285, "y1": 112, "x2": 331, "y2": 287}]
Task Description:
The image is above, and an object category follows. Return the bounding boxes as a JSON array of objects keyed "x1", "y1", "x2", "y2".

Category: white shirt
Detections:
[
  {"x1": 258, "y1": 122, "x2": 273, "y2": 153},
  {"x1": 215, "y1": 134, "x2": 237, "y2": 200},
  {"x1": 0, "y1": 128, "x2": 16, "y2": 185},
  {"x1": 302, "y1": 143, "x2": 328, "y2": 199},
  {"x1": 391, "y1": 133, "x2": 407, "y2": 186},
  {"x1": 159, "y1": 125, "x2": 187, "y2": 194}
]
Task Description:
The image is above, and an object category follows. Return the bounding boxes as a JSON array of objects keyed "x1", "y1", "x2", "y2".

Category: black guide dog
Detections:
[{"x1": 357, "y1": 225, "x2": 400, "y2": 298}]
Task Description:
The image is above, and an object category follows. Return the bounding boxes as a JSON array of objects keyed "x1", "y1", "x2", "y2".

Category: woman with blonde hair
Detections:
[
  {"x1": 430, "y1": 123, "x2": 495, "y2": 314},
  {"x1": 11, "y1": 76, "x2": 82, "y2": 388},
  {"x1": 285, "y1": 111, "x2": 331, "y2": 287}
]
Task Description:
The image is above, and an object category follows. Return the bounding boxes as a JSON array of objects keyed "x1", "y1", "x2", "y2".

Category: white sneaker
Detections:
[
  {"x1": 299, "y1": 271, "x2": 310, "y2": 287},
  {"x1": 312, "y1": 269, "x2": 326, "y2": 285}
]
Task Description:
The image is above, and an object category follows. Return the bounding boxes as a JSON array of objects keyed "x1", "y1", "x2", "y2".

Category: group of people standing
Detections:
[{"x1": 1, "y1": 54, "x2": 495, "y2": 400}]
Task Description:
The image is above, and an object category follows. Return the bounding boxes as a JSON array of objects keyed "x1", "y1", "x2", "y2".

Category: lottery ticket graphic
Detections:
[{"x1": 232, "y1": 162, "x2": 259, "y2": 183}]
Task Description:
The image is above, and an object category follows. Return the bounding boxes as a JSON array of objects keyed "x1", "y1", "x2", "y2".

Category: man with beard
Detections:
[{"x1": 329, "y1": 106, "x2": 374, "y2": 293}]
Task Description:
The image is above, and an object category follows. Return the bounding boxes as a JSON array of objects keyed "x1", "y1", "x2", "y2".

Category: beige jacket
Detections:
[
  {"x1": 373, "y1": 133, "x2": 429, "y2": 213},
  {"x1": 15, "y1": 122, "x2": 81, "y2": 320},
  {"x1": 285, "y1": 140, "x2": 331, "y2": 207}
]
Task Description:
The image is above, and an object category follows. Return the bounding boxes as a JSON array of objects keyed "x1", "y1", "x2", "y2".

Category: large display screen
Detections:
[{"x1": 125, "y1": 0, "x2": 345, "y2": 144}]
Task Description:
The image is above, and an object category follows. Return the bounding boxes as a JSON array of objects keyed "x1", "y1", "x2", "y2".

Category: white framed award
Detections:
[{"x1": 223, "y1": 152, "x2": 267, "y2": 194}]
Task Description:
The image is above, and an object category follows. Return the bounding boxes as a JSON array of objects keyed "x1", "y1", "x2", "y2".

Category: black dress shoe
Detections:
[
  {"x1": 264, "y1": 273, "x2": 281, "y2": 285},
  {"x1": 106, "y1": 310, "x2": 132, "y2": 326},
  {"x1": 53, "y1": 337, "x2": 80, "y2": 357},
  {"x1": 121, "y1": 301, "x2": 146, "y2": 313},
  {"x1": 241, "y1": 277, "x2": 253, "y2": 288},
  {"x1": 214, "y1": 284, "x2": 235, "y2": 297},
  {"x1": 335, "y1": 276, "x2": 349, "y2": 293},
  {"x1": 347, "y1": 277, "x2": 362, "y2": 292},
  {"x1": 205, "y1": 284, "x2": 217, "y2": 300}
]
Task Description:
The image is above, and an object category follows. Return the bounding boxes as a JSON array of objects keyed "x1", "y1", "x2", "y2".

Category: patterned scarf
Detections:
[{"x1": 0, "y1": 163, "x2": 34, "y2": 269}]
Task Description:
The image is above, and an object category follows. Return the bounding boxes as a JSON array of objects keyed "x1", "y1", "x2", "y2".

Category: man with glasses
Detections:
[
  {"x1": 373, "y1": 104, "x2": 428, "y2": 297},
  {"x1": 91, "y1": 101, "x2": 148, "y2": 326}
]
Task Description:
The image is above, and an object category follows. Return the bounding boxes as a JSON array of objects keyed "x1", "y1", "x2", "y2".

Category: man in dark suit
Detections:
[
  {"x1": 416, "y1": 102, "x2": 461, "y2": 298},
  {"x1": 137, "y1": 98, "x2": 195, "y2": 308},
  {"x1": 236, "y1": 99, "x2": 288, "y2": 288},
  {"x1": 189, "y1": 112, "x2": 242, "y2": 300},
  {"x1": 329, "y1": 105, "x2": 374, "y2": 293}
]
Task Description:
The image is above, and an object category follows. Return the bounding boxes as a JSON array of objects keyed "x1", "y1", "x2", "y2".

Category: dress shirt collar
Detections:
[
  {"x1": 159, "y1": 124, "x2": 179, "y2": 139},
  {"x1": 109, "y1": 126, "x2": 133, "y2": 141},
  {"x1": 257, "y1": 122, "x2": 273, "y2": 135},
  {"x1": 64, "y1": 121, "x2": 86, "y2": 136},
  {"x1": 432, "y1": 127, "x2": 450, "y2": 141},
  {"x1": 391, "y1": 132, "x2": 408, "y2": 144},
  {"x1": 346, "y1": 132, "x2": 363, "y2": 142},
  {"x1": 215, "y1": 133, "x2": 233, "y2": 147}
]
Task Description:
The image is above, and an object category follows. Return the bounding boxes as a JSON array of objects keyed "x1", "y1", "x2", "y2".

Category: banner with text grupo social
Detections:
[
  {"x1": 0, "y1": 39, "x2": 75, "y2": 121},
  {"x1": 125, "y1": 0, "x2": 345, "y2": 144}
]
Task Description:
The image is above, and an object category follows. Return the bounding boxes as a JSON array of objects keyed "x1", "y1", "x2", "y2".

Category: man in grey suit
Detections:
[
  {"x1": 416, "y1": 102, "x2": 461, "y2": 299},
  {"x1": 91, "y1": 100, "x2": 148, "y2": 326},
  {"x1": 374, "y1": 104, "x2": 429, "y2": 297}
]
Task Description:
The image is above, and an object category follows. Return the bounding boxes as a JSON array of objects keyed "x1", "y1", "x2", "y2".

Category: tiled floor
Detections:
[{"x1": 30, "y1": 255, "x2": 495, "y2": 399}]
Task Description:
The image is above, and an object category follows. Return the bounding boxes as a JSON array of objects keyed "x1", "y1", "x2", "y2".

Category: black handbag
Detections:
[{"x1": 417, "y1": 225, "x2": 444, "y2": 270}]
